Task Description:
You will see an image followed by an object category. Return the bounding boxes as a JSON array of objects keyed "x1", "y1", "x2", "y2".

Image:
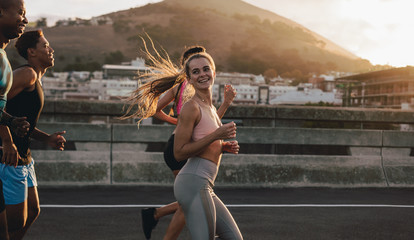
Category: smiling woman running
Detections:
[{"x1": 173, "y1": 52, "x2": 243, "y2": 240}]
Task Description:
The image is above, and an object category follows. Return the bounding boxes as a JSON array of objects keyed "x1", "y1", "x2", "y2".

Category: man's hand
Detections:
[
  {"x1": 47, "y1": 131, "x2": 67, "y2": 151},
  {"x1": 11, "y1": 117, "x2": 30, "y2": 137},
  {"x1": 0, "y1": 142, "x2": 21, "y2": 167}
]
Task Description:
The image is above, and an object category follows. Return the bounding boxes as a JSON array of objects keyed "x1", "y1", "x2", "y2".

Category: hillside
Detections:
[{"x1": 7, "y1": 0, "x2": 372, "y2": 75}]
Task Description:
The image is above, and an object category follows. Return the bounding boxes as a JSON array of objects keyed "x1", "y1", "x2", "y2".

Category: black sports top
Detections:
[{"x1": 1, "y1": 66, "x2": 44, "y2": 165}]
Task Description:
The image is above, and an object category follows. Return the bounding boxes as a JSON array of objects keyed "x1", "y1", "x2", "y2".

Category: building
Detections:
[
  {"x1": 55, "y1": 18, "x2": 91, "y2": 27},
  {"x1": 269, "y1": 88, "x2": 341, "y2": 105},
  {"x1": 70, "y1": 71, "x2": 91, "y2": 81},
  {"x1": 215, "y1": 72, "x2": 265, "y2": 85},
  {"x1": 309, "y1": 74, "x2": 336, "y2": 92},
  {"x1": 336, "y1": 66, "x2": 414, "y2": 108},
  {"x1": 269, "y1": 85, "x2": 297, "y2": 100},
  {"x1": 212, "y1": 84, "x2": 297, "y2": 105},
  {"x1": 43, "y1": 58, "x2": 306, "y2": 105},
  {"x1": 62, "y1": 79, "x2": 138, "y2": 101},
  {"x1": 102, "y1": 57, "x2": 149, "y2": 80},
  {"x1": 268, "y1": 75, "x2": 292, "y2": 86},
  {"x1": 42, "y1": 73, "x2": 81, "y2": 100},
  {"x1": 90, "y1": 16, "x2": 113, "y2": 26}
]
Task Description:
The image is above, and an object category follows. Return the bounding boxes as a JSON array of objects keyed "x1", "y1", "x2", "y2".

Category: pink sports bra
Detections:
[{"x1": 192, "y1": 104, "x2": 222, "y2": 141}]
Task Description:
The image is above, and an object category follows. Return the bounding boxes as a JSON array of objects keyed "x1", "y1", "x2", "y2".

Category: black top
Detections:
[{"x1": 1, "y1": 66, "x2": 44, "y2": 165}]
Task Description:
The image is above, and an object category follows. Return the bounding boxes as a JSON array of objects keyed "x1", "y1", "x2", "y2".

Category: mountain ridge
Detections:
[
  {"x1": 7, "y1": 0, "x2": 372, "y2": 76},
  {"x1": 160, "y1": 0, "x2": 357, "y2": 59}
]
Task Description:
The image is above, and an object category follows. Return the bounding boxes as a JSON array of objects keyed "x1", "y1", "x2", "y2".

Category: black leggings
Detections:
[{"x1": 163, "y1": 134, "x2": 187, "y2": 171}]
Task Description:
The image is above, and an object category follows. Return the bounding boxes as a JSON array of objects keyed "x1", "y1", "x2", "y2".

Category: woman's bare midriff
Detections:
[{"x1": 196, "y1": 139, "x2": 223, "y2": 165}]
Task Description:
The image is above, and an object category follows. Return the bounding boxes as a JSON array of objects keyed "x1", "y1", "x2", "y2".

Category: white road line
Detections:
[
  {"x1": 41, "y1": 205, "x2": 164, "y2": 208},
  {"x1": 40, "y1": 204, "x2": 414, "y2": 208},
  {"x1": 226, "y1": 204, "x2": 414, "y2": 208}
]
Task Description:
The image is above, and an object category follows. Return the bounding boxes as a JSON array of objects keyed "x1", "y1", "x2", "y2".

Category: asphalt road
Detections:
[{"x1": 23, "y1": 186, "x2": 414, "y2": 240}]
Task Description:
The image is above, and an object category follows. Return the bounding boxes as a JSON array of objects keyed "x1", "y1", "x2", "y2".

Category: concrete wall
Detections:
[
  {"x1": 32, "y1": 122, "x2": 414, "y2": 187},
  {"x1": 28, "y1": 100, "x2": 414, "y2": 187},
  {"x1": 40, "y1": 99, "x2": 414, "y2": 128}
]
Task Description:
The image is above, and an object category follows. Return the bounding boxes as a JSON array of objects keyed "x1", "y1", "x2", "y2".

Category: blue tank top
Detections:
[{"x1": 0, "y1": 49, "x2": 13, "y2": 116}]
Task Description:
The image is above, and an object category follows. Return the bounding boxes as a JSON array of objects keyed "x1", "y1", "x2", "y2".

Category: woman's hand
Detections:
[
  {"x1": 223, "y1": 84, "x2": 236, "y2": 105},
  {"x1": 214, "y1": 121, "x2": 236, "y2": 140},
  {"x1": 222, "y1": 140, "x2": 240, "y2": 154}
]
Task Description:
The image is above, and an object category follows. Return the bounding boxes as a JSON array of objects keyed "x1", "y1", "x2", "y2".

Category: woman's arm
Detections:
[
  {"x1": 217, "y1": 84, "x2": 236, "y2": 119},
  {"x1": 153, "y1": 86, "x2": 178, "y2": 125},
  {"x1": 174, "y1": 100, "x2": 237, "y2": 161}
]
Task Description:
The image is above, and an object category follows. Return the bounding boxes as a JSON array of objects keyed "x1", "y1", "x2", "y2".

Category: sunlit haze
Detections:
[{"x1": 26, "y1": 0, "x2": 414, "y2": 67}]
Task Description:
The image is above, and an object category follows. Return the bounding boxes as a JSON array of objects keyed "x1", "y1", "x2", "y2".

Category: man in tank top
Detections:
[
  {"x1": 0, "y1": 29, "x2": 66, "y2": 239},
  {"x1": 0, "y1": 1, "x2": 29, "y2": 239}
]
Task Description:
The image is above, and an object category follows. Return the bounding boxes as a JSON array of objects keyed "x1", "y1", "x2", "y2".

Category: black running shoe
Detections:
[{"x1": 141, "y1": 207, "x2": 158, "y2": 239}]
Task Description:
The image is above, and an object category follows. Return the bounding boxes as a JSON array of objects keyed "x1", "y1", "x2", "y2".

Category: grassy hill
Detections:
[{"x1": 7, "y1": 0, "x2": 373, "y2": 76}]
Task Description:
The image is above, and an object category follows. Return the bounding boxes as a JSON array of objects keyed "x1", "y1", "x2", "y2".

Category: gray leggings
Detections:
[{"x1": 174, "y1": 157, "x2": 243, "y2": 240}]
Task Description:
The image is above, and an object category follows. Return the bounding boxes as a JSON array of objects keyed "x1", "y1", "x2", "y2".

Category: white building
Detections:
[
  {"x1": 212, "y1": 84, "x2": 296, "y2": 105},
  {"x1": 46, "y1": 58, "x2": 344, "y2": 106},
  {"x1": 70, "y1": 71, "x2": 90, "y2": 81},
  {"x1": 269, "y1": 86, "x2": 297, "y2": 100},
  {"x1": 42, "y1": 75, "x2": 83, "y2": 100},
  {"x1": 90, "y1": 16, "x2": 113, "y2": 25},
  {"x1": 215, "y1": 72, "x2": 265, "y2": 85},
  {"x1": 92, "y1": 71, "x2": 103, "y2": 79},
  {"x1": 213, "y1": 84, "x2": 258, "y2": 104},
  {"x1": 102, "y1": 57, "x2": 149, "y2": 80},
  {"x1": 63, "y1": 79, "x2": 138, "y2": 100},
  {"x1": 269, "y1": 87, "x2": 342, "y2": 105}
]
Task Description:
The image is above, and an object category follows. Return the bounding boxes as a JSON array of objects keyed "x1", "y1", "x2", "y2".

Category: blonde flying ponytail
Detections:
[{"x1": 120, "y1": 35, "x2": 187, "y2": 126}]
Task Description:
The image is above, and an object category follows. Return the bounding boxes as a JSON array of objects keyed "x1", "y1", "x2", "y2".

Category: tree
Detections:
[
  {"x1": 112, "y1": 19, "x2": 130, "y2": 33},
  {"x1": 282, "y1": 69, "x2": 308, "y2": 86},
  {"x1": 104, "y1": 51, "x2": 125, "y2": 64},
  {"x1": 263, "y1": 68, "x2": 278, "y2": 84},
  {"x1": 36, "y1": 17, "x2": 47, "y2": 27}
]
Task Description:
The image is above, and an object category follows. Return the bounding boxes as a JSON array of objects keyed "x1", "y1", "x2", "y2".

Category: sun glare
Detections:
[{"x1": 338, "y1": 0, "x2": 414, "y2": 66}]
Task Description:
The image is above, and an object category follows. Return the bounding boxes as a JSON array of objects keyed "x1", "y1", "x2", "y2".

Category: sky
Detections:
[{"x1": 25, "y1": 0, "x2": 414, "y2": 67}]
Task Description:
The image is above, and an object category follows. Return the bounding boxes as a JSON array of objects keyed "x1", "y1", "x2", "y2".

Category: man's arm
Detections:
[
  {"x1": 0, "y1": 125, "x2": 20, "y2": 167},
  {"x1": 0, "y1": 110, "x2": 14, "y2": 126},
  {"x1": 31, "y1": 127, "x2": 66, "y2": 151},
  {"x1": 0, "y1": 67, "x2": 34, "y2": 136},
  {"x1": 0, "y1": 110, "x2": 29, "y2": 136}
]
